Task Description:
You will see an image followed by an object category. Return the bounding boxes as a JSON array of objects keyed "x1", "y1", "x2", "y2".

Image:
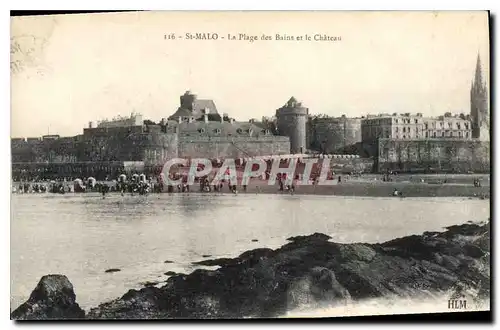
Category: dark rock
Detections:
[
  {"x1": 251, "y1": 239, "x2": 259, "y2": 242},
  {"x1": 286, "y1": 232, "x2": 331, "y2": 243},
  {"x1": 19, "y1": 220, "x2": 490, "y2": 319},
  {"x1": 141, "y1": 281, "x2": 159, "y2": 288},
  {"x1": 164, "y1": 260, "x2": 174, "y2": 264},
  {"x1": 337, "y1": 244, "x2": 376, "y2": 262},
  {"x1": 164, "y1": 271, "x2": 182, "y2": 276},
  {"x1": 105, "y1": 268, "x2": 121, "y2": 273},
  {"x1": 11, "y1": 275, "x2": 85, "y2": 320},
  {"x1": 202, "y1": 255, "x2": 212, "y2": 258},
  {"x1": 193, "y1": 258, "x2": 237, "y2": 267}
]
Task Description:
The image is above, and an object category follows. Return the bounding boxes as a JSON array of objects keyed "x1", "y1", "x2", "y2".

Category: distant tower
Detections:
[
  {"x1": 180, "y1": 90, "x2": 197, "y2": 111},
  {"x1": 276, "y1": 97, "x2": 309, "y2": 154},
  {"x1": 470, "y1": 53, "x2": 489, "y2": 140}
]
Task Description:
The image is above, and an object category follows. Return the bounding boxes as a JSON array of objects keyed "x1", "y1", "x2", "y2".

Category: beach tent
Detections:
[{"x1": 87, "y1": 177, "x2": 96, "y2": 187}]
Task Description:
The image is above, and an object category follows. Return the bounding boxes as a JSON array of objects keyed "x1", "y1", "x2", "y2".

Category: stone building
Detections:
[
  {"x1": 11, "y1": 91, "x2": 291, "y2": 180},
  {"x1": 362, "y1": 113, "x2": 425, "y2": 142},
  {"x1": 422, "y1": 115, "x2": 472, "y2": 139},
  {"x1": 276, "y1": 97, "x2": 309, "y2": 154},
  {"x1": 361, "y1": 113, "x2": 472, "y2": 143},
  {"x1": 95, "y1": 112, "x2": 143, "y2": 128},
  {"x1": 470, "y1": 53, "x2": 489, "y2": 141}
]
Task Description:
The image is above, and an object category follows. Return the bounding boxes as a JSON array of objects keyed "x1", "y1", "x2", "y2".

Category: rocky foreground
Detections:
[{"x1": 12, "y1": 220, "x2": 490, "y2": 320}]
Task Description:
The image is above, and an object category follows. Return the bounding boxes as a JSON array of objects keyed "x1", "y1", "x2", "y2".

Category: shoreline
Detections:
[
  {"x1": 11, "y1": 219, "x2": 491, "y2": 319},
  {"x1": 12, "y1": 181, "x2": 490, "y2": 198}
]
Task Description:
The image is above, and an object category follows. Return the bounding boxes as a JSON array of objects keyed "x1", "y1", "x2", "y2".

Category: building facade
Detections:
[
  {"x1": 422, "y1": 115, "x2": 472, "y2": 139},
  {"x1": 361, "y1": 113, "x2": 472, "y2": 143}
]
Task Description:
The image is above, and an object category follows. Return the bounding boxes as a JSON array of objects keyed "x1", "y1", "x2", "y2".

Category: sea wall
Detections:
[
  {"x1": 377, "y1": 138, "x2": 490, "y2": 173},
  {"x1": 178, "y1": 136, "x2": 291, "y2": 159}
]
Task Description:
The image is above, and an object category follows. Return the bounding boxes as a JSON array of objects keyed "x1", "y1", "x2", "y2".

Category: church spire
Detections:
[{"x1": 474, "y1": 52, "x2": 483, "y2": 89}]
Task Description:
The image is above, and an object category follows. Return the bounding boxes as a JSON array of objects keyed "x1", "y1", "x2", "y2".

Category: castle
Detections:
[
  {"x1": 11, "y1": 92, "x2": 297, "y2": 180},
  {"x1": 11, "y1": 56, "x2": 491, "y2": 179}
]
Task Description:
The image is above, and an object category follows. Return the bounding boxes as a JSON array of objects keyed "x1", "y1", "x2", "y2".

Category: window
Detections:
[
  {"x1": 459, "y1": 132, "x2": 462, "y2": 138},
  {"x1": 395, "y1": 119, "x2": 398, "y2": 124},
  {"x1": 442, "y1": 132, "x2": 445, "y2": 137},
  {"x1": 408, "y1": 127, "x2": 411, "y2": 133},
  {"x1": 403, "y1": 127, "x2": 406, "y2": 133},
  {"x1": 466, "y1": 132, "x2": 469, "y2": 138},
  {"x1": 425, "y1": 132, "x2": 428, "y2": 138},
  {"x1": 396, "y1": 127, "x2": 399, "y2": 132},
  {"x1": 433, "y1": 132, "x2": 436, "y2": 138},
  {"x1": 425, "y1": 123, "x2": 428, "y2": 129},
  {"x1": 236, "y1": 128, "x2": 243, "y2": 134},
  {"x1": 403, "y1": 135, "x2": 406, "y2": 139},
  {"x1": 415, "y1": 119, "x2": 418, "y2": 124},
  {"x1": 214, "y1": 128, "x2": 221, "y2": 135},
  {"x1": 198, "y1": 128, "x2": 205, "y2": 133}
]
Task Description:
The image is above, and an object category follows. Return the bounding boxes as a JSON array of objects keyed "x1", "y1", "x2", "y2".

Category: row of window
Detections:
[
  {"x1": 424, "y1": 122, "x2": 469, "y2": 130},
  {"x1": 425, "y1": 131, "x2": 469, "y2": 138},
  {"x1": 396, "y1": 118, "x2": 419, "y2": 124},
  {"x1": 364, "y1": 130, "x2": 471, "y2": 140}
]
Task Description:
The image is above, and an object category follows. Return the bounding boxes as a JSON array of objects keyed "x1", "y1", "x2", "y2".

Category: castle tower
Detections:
[
  {"x1": 180, "y1": 90, "x2": 197, "y2": 111},
  {"x1": 276, "y1": 97, "x2": 309, "y2": 154},
  {"x1": 470, "y1": 53, "x2": 489, "y2": 140}
]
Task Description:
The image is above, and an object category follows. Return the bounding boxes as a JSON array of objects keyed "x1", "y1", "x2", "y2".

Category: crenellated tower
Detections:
[
  {"x1": 276, "y1": 97, "x2": 309, "y2": 154},
  {"x1": 470, "y1": 53, "x2": 489, "y2": 140}
]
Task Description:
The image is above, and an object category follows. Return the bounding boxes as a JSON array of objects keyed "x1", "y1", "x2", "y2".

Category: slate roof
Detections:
[
  {"x1": 173, "y1": 121, "x2": 272, "y2": 137},
  {"x1": 193, "y1": 99, "x2": 219, "y2": 114},
  {"x1": 169, "y1": 108, "x2": 193, "y2": 119}
]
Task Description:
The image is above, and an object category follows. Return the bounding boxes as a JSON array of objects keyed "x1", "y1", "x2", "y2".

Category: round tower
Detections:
[{"x1": 276, "y1": 97, "x2": 309, "y2": 154}]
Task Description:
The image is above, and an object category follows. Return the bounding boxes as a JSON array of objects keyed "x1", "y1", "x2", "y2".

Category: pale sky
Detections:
[{"x1": 10, "y1": 11, "x2": 490, "y2": 138}]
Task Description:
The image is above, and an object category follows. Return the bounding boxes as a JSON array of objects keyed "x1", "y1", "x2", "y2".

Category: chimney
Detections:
[
  {"x1": 230, "y1": 118, "x2": 235, "y2": 124},
  {"x1": 189, "y1": 117, "x2": 194, "y2": 123},
  {"x1": 220, "y1": 115, "x2": 224, "y2": 123},
  {"x1": 204, "y1": 114, "x2": 208, "y2": 123},
  {"x1": 178, "y1": 116, "x2": 182, "y2": 123}
]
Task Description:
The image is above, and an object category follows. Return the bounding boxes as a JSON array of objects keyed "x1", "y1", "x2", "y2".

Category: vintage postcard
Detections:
[{"x1": 10, "y1": 11, "x2": 490, "y2": 320}]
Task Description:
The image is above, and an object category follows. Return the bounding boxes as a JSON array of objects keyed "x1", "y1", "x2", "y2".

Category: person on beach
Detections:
[{"x1": 277, "y1": 173, "x2": 284, "y2": 192}]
